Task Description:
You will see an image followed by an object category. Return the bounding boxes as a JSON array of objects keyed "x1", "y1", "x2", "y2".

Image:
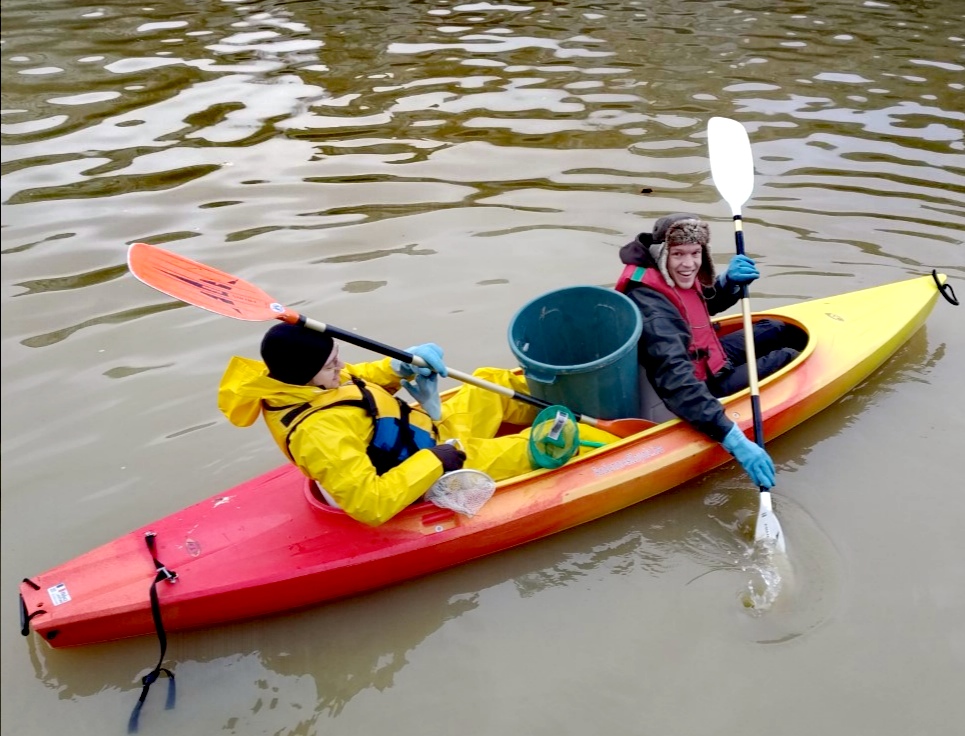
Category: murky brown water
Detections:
[{"x1": 2, "y1": 1, "x2": 963, "y2": 734}]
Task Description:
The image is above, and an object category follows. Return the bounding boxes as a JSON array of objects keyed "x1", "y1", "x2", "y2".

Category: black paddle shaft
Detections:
[{"x1": 296, "y1": 315, "x2": 559, "y2": 415}]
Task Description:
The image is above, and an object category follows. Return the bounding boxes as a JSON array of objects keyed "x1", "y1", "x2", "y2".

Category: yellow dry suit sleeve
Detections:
[
  {"x1": 218, "y1": 356, "x2": 269, "y2": 427},
  {"x1": 342, "y1": 357, "x2": 403, "y2": 389}
]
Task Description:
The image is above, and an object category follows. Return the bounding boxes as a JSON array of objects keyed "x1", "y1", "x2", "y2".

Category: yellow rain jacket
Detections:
[{"x1": 219, "y1": 356, "x2": 605, "y2": 526}]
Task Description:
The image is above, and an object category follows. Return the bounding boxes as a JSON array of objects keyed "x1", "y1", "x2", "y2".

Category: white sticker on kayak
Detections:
[{"x1": 48, "y1": 583, "x2": 71, "y2": 606}]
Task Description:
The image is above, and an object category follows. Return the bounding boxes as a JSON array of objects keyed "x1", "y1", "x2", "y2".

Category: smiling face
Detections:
[
  {"x1": 666, "y1": 242, "x2": 703, "y2": 290},
  {"x1": 308, "y1": 344, "x2": 344, "y2": 389}
]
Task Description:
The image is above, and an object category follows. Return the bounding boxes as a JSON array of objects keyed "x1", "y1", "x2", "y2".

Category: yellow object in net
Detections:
[{"x1": 529, "y1": 405, "x2": 583, "y2": 469}]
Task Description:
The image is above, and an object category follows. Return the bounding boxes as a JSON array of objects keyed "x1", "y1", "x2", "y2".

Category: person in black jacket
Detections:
[{"x1": 617, "y1": 213, "x2": 805, "y2": 488}]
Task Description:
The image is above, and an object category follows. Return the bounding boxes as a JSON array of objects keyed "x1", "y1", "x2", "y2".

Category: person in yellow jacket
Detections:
[{"x1": 219, "y1": 323, "x2": 616, "y2": 526}]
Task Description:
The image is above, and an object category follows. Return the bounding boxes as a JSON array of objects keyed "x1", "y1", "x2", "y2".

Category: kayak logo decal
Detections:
[
  {"x1": 825, "y1": 312, "x2": 844, "y2": 322},
  {"x1": 185, "y1": 539, "x2": 202, "y2": 557},
  {"x1": 591, "y1": 445, "x2": 665, "y2": 476},
  {"x1": 48, "y1": 583, "x2": 71, "y2": 606}
]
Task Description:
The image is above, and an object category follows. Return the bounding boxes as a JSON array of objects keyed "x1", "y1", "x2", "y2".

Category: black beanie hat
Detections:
[{"x1": 260, "y1": 323, "x2": 335, "y2": 385}]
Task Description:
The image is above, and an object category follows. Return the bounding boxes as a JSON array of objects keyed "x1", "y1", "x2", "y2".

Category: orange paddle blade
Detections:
[{"x1": 127, "y1": 243, "x2": 298, "y2": 323}]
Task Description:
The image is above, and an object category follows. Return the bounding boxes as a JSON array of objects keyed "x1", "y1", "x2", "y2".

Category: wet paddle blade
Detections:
[
  {"x1": 127, "y1": 242, "x2": 298, "y2": 323},
  {"x1": 707, "y1": 117, "x2": 754, "y2": 215},
  {"x1": 754, "y1": 491, "x2": 787, "y2": 554}
]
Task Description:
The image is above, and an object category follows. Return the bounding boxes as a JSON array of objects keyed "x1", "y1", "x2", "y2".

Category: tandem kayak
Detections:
[{"x1": 19, "y1": 272, "x2": 954, "y2": 648}]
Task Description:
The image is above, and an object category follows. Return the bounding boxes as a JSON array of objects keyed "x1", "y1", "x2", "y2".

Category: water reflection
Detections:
[
  {"x1": 18, "y1": 469, "x2": 826, "y2": 726},
  {"x1": 3, "y1": 1, "x2": 963, "y2": 734},
  {"x1": 6, "y1": 1, "x2": 961, "y2": 190}
]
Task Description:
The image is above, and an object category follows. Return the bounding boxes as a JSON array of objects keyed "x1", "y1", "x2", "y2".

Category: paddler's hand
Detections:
[
  {"x1": 402, "y1": 373, "x2": 442, "y2": 421},
  {"x1": 725, "y1": 254, "x2": 760, "y2": 285},
  {"x1": 428, "y1": 443, "x2": 466, "y2": 473},
  {"x1": 391, "y1": 343, "x2": 447, "y2": 379},
  {"x1": 722, "y1": 423, "x2": 775, "y2": 488}
]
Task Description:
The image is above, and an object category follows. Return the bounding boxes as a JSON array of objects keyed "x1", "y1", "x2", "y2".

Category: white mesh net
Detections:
[{"x1": 424, "y1": 469, "x2": 496, "y2": 517}]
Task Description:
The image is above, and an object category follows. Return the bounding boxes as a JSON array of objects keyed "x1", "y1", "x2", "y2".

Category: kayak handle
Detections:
[{"x1": 933, "y1": 270, "x2": 958, "y2": 306}]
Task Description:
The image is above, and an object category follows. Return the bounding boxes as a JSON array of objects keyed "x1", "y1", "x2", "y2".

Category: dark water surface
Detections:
[{"x1": 2, "y1": 2, "x2": 963, "y2": 735}]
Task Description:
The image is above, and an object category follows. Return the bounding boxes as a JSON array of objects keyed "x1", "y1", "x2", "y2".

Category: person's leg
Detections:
[
  {"x1": 749, "y1": 320, "x2": 802, "y2": 381},
  {"x1": 712, "y1": 321, "x2": 801, "y2": 397},
  {"x1": 713, "y1": 329, "x2": 750, "y2": 396},
  {"x1": 459, "y1": 418, "x2": 620, "y2": 481},
  {"x1": 756, "y1": 347, "x2": 799, "y2": 379},
  {"x1": 575, "y1": 424, "x2": 620, "y2": 446},
  {"x1": 719, "y1": 328, "x2": 748, "y2": 367},
  {"x1": 719, "y1": 319, "x2": 799, "y2": 364},
  {"x1": 710, "y1": 361, "x2": 747, "y2": 397},
  {"x1": 439, "y1": 367, "x2": 537, "y2": 437},
  {"x1": 459, "y1": 433, "x2": 533, "y2": 480},
  {"x1": 435, "y1": 368, "x2": 537, "y2": 480},
  {"x1": 437, "y1": 368, "x2": 619, "y2": 480},
  {"x1": 752, "y1": 319, "x2": 807, "y2": 354},
  {"x1": 711, "y1": 349, "x2": 797, "y2": 397}
]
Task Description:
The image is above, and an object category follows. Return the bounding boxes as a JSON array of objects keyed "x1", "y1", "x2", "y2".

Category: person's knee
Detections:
[
  {"x1": 754, "y1": 319, "x2": 787, "y2": 343},
  {"x1": 772, "y1": 347, "x2": 799, "y2": 371},
  {"x1": 787, "y1": 326, "x2": 808, "y2": 352},
  {"x1": 756, "y1": 347, "x2": 798, "y2": 380},
  {"x1": 756, "y1": 319, "x2": 809, "y2": 354},
  {"x1": 472, "y1": 366, "x2": 522, "y2": 389}
]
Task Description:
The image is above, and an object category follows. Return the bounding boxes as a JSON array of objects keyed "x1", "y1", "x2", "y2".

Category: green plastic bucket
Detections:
[{"x1": 508, "y1": 285, "x2": 642, "y2": 420}]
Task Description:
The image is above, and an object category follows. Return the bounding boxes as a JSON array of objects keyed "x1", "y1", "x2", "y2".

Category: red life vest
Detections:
[{"x1": 616, "y1": 264, "x2": 728, "y2": 381}]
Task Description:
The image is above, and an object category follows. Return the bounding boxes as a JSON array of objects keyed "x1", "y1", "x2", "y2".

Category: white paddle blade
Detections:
[
  {"x1": 754, "y1": 491, "x2": 787, "y2": 554},
  {"x1": 708, "y1": 117, "x2": 755, "y2": 214}
]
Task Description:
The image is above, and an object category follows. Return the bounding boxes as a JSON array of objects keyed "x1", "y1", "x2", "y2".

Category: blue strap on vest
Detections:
[{"x1": 270, "y1": 377, "x2": 436, "y2": 475}]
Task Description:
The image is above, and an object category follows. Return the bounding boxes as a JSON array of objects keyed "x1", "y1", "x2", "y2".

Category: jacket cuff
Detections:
[{"x1": 716, "y1": 274, "x2": 740, "y2": 296}]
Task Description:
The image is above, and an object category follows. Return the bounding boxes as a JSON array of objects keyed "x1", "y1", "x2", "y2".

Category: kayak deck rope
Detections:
[
  {"x1": 128, "y1": 532, "x2": 177, "y2": 734},
  {"x1": 19, "y1": 578, "x2": 45, "y2": 636}
]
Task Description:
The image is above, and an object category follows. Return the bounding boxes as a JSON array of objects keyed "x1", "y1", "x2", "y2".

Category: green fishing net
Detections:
[{"x1": 529, "y1": 405, "x2": 583, "y2": 469}]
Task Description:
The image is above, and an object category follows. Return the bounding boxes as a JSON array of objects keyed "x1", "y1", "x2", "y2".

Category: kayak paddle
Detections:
[
  {"x1": 127, "y1": 242, "x2": 655, "y2": 439},
  {"x1": 707, "y1": 116, "x2": 787, "y2": 554}
]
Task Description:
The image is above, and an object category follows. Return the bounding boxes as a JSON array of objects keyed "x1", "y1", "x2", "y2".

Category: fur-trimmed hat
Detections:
[
  {"x1": 648, "y1": 216, "x2": 715, "y2": 288},
  {"x1": 650, "y1": 212, "x2": 699, "y2": 246},
  {"x1": 260, "y1": 322, "x2": 335, "y2": 385}
]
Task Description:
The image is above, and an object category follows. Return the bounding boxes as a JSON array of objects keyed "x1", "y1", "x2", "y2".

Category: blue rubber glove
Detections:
[
  {"x1": 726, "y1": 254, "x2": 760, "y2": 285},
  {"x1": 391, "y1": 343, "x2": 447, "y2": 379},
  {"x1": 403, "y1": 373, "x2": 442, "y2": 421},
  {"x1": 721, "y1": 423, "x2": 775, "y2": 489}
]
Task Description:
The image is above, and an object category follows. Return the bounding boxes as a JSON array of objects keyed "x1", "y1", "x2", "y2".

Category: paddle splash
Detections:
[{"x1": 740, "y1": 541, "x2": 794, "y2": 614}]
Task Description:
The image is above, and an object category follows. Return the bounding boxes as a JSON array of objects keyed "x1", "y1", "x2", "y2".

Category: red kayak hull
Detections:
[{"x1": 19, "y1": 274, "x2": 944, "y2": 647}]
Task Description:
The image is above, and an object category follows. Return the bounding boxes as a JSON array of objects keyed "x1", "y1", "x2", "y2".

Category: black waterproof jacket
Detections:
[{"x1": 619, "y1": 235, "x2": 741, "y2": 442}]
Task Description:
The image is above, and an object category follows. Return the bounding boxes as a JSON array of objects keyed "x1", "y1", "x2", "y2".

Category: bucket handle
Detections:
[{"x1": 524, "y1": 367, "x2": 558, "y2": 386}]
